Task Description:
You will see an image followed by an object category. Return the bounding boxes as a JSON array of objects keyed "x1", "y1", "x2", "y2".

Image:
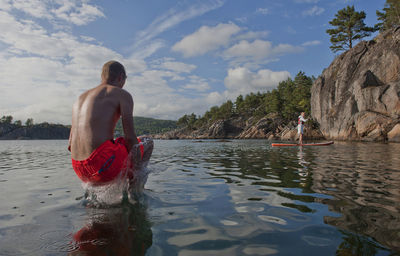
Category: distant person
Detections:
[
  {"x1": 68, "y1": 60, "x2": 153, "y2": 185},
  {"x1": 298, "y1": 112, "x2": 307, "y2": 144}
]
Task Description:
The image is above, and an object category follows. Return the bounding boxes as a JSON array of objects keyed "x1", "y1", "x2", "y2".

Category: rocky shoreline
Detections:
[
  {"x1": 153, "y1": 113, "x2": 325, "y2": 142},
  {"x1": 0, "y1": 123, "x2": 70, "y2": 140}
]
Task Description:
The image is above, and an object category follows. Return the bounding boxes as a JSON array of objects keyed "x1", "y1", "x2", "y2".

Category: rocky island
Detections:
[{"x1": 0, "y1": 122, "x2": 70, "y2": 140}]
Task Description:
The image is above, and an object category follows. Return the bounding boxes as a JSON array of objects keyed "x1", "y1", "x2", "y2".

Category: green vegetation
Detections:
[
  {"x1": 1, "y1": 115, "x2": 32, "y2": 127},
  {"x1": 25, "y1": 118, "x2": 34, "y2": 127},
  {"x1": 177, "y1": 71, "x2": 314, "y2": 130},
  {"x1": 326, "y1": 5, "x2": 376, "y2": 53},
  {"x1": 1, "y1": 115, "x2": 176, "y2": 136},
  {"x1": 376, "y1": 0, "x2": 400, "y2": 31},
  {"x1": 115, "y1": 116, "x2": 177, "y2": 136}
]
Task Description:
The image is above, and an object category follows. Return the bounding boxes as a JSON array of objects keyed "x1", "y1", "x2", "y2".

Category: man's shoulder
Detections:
[
  {"x1": 111, "y1": 86, "x2": 132, "y2": 99},
  {"x1": 103, "y1": 85, "x2": 132, "y2": 104}
]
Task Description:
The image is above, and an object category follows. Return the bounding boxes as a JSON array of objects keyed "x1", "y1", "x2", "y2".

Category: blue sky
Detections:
[{"x1": 0, "y1": 0, "x2": 385, "y2": 124}]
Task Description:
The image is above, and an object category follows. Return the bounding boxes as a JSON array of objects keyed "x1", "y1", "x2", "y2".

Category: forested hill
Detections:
[
  {"x1": 177, "y1": 71, "x2": 313, "y2": 130},
  {"x1": 0, "y1": 115, "x2": 177, "y2": 139},
  {"x1": 155, "y1": 71, "x2": 323, "y2": 140},
  {"x1": 0, "y1": 122, "x2": 70, "y2": 140},
  {"x1": 115, "y1": 116, "x2": 177, "y2": 136}
]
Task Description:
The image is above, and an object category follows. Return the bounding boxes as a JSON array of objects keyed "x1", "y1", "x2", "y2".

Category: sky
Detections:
[{"x1": 0, "y1": 0, "x2": 385, "y2": 124}]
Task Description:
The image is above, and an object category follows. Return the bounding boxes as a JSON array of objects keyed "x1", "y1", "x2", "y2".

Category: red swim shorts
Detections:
[{"x1": 71, "y1": 137, "x2": 143, "y2": 184}]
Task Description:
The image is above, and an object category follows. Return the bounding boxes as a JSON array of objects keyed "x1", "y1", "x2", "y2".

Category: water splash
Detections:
[{"x1": 81, "y1": 149, "x2": 152, "y2": 207}]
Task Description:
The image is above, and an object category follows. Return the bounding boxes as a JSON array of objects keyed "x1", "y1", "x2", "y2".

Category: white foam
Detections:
[{"x1": 82, "y1": 148, "x2": 152, "y2": 206}]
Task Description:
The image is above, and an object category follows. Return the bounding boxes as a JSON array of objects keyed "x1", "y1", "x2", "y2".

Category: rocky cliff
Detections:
[
  {"x1": 311, "y1": 27, "x2": 400, "y2": 142},
  {"x1": 0, "y1": 123, "x2": 70, "y2": 140}
]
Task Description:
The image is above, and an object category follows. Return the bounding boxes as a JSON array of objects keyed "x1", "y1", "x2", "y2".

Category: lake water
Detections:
[{"x1": 0, "y1": 140, "x2": 399, "y2": 255}]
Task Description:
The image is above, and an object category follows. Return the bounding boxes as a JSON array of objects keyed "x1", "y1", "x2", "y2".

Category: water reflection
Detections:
[
  {"x1": 311, "y1": 143, "x2": 400, "y2": 252},
  {"x1": 194, "y1": 141, "x2": 399, "y2": 253},
  {"x1": 1, "y1": 140, "x2": 399, "y2": 255},
  {"x1": 69, "y1": 200, "x2": 152, "y2": 256}
]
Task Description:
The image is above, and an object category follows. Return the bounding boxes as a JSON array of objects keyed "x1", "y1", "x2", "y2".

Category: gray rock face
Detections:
[{"x1": 311, "y1": 27, "x2": 400, "y2": 141}]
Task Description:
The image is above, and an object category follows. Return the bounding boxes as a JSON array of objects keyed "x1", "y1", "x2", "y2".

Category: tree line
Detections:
[
  {"x1": 177, "y1": 72, "x2": 314, "y2": 129},
  {"x1": 115, "y1": 116, "x2": 177, "y2": 136},
  {"x1": 327, "y1": 1, "x2": 400, "y2": 52},
  {"x1": 0, "y1": 115, "x2": 34, "y2": 127}
]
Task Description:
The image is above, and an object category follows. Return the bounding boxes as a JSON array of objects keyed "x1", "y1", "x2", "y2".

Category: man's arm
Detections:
[
  {"x1": 68, "y1": 129, "x2": 72, "y2": 152},
  {"x1": 300, "y1": 116, "x2": 307, "y2": 123},
  {"x1": 120, "y1": 90, "x2": 139, "y2": 152}
]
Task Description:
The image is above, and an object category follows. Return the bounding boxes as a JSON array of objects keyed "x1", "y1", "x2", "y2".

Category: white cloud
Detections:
[
  {"x1": 0, "y1": 1, "x2": 220, "y2": 122},
  {"x1": 181, "y1": 82, "x2": 210, "y2": 92},
  {"x1": 302, "y1": 6, "x2": 325, "y2": 16},
  {"x1": 12, "y1": 0, "x2": 53, "y2": 19},
  {"x1": 256, "y1": 8, "x2": 269, "y2": 15},
  {"x1": 223, "y1": 39, "x2": 303, "y2": 65},
  {"x1": 235, "y1": 17, "x2": 247, "y2": 23},
  {"x1": 161, "y1": 61, "x2": 197, "y2": 73},
  {"x1": 0, "y1": 0, "x2": 12, "y2": 11},
  {"x1": 206, "y1": 91, "x2": 225, "y2": 105},
  {"x1": 126, "y1": 70, "x2": 214, "y2": 119},
  {"x1": 224, "y1": 67, "x2": 290, "y2": 97},
  {"x1": 131, "y1": 40, "x2": 166, "y2": 59},
  {"x1": 302, "y1": 40, "x2": 321, "y2": 46},
  {"x1": 0, "y1": 6, "x2": 147, "y2": 124},
  {"x1": 172, "y1": 23, "x2": 241, "y2": 57},
  {"x1": 180, "y1": 75, "x2": 210, "y2": 92},
  {"x1": 80, "y1": 35, "x2": 96, "y2": 42},
  {"x1": 131, "y1": 0, "x2": 224, "y2": 58},
  {"x1": 52, "y1": 1, "x2": 105, "y2": 26},
  {"x1": 9, "y1": 0, "x2": 104, "y2": 26},
  {"x1": 234, "y1": 30, "x2": 269, "y2": 41}
]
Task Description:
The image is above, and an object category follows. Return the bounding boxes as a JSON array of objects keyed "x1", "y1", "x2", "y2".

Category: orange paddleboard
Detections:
[{"x1": 271, "y1": 141, "x2": 334, "y2": 147}]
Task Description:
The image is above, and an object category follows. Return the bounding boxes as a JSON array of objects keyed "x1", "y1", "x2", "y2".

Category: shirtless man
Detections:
[{"x1": 69, "y1": 60, "x2": 153, "y2": 185}]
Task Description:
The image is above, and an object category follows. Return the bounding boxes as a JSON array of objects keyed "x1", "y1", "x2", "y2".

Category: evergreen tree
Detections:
[
  {"x1": 326, "y1": 5, "x2": 375, "y2": 52},
  {"x1": 25, "y1": 118, "x2": 34, "y2": 127},
  {"x1": 1, "y1": 115, "x2": 13, "y2": 124},
  {"x1": 264, "y1": 90, "x2": 280, "y2": 114},
  {"x1": 177, "y1": 115, "x2": 189, "y2": 127},
  {"x1": 187, "y1": 113, "x2": 197, "y2": 129},
  {"x1": 218, "y1": 100, "x2": 234, "y2": 120},
  {"x1": 293, "y1": 71, "x2": 312, "y2": 115},
  {"x1": 234, "y1": 95, "x2": 244, "y2": 114},
  {"x1": 376, "y1": 0, "x2": 400, "y2": 31}
]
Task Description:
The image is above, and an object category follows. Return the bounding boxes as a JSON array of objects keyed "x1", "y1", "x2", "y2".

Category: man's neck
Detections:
[{"x1": 101, "y1": 81, "x2": 121, "y2": 88}]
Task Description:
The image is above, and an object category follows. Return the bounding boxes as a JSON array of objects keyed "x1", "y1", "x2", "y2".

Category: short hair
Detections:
[{"x1": 101, "y1": 61, "x2": 126, "y2": 83}]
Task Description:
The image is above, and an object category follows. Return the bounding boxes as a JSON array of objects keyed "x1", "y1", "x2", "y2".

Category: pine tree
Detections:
[
  {"x1": 376, "y1": 0, "x2": 400, "y2": 31},
  {"x1": 326, "y1": 5, "x2": 376, "y2": 52}
]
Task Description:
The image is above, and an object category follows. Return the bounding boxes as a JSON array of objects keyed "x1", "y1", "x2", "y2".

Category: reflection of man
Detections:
[
  {"x1": 69, "y1": 60, "x2": 153, "y2": 185},
  {"x1": 297, "y1": 112, "x2": 307, "y2": 145},
  {"x1": 70, "y1": 203, "x2": 153, "y2": 255}
]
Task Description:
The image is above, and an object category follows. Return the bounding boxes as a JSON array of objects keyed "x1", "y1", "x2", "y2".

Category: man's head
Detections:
[
  {"x1": 101, "y1": 61, "x2": 127, "y2": 87},
  {"x1": 301, "y1": 112, "x2": 305, "y2": 117}
]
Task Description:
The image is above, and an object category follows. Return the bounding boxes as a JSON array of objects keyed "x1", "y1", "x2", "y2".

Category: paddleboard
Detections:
[{"x1": 271, "y1": 141, "x2": 334, "y2": 147}]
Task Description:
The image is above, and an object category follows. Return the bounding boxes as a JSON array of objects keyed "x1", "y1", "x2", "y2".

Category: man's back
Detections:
[{"x1": 70, "y1": 84, "x2": 126, "y2": 160}]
